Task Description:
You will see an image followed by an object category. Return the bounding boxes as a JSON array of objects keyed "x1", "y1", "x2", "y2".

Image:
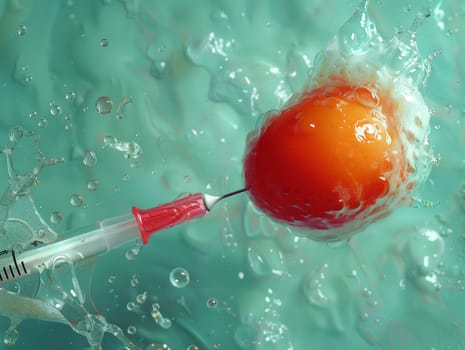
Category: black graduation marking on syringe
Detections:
[{"x1": 0, "y1": 250, "x2": 28, "y2": 282}]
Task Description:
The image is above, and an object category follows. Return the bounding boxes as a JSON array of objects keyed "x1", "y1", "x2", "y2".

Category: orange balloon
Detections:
[{"x1": 244, "y1": 85, "x2": 407, "y2": 231}]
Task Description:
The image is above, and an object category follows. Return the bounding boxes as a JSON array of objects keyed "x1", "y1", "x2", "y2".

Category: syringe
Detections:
[{"x1": 0, "y1": 189, "x2": 247, "y2": 284}]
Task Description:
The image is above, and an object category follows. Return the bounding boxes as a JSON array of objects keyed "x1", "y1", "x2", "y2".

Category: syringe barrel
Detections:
[{"x1": 0, "y1": 214, "x2": 140, "y2": 284}]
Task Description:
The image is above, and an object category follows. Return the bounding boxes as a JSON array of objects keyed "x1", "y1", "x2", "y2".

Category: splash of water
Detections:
[{"x1": 0, "y1": 127, "x2": 64, "y2": 250}]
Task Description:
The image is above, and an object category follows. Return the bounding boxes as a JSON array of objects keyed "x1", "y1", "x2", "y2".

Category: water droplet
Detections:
[
  {"x1": 38, "y1": 118, "x2": 47, "y2": 128},
  {"x1": 69, "y1": 194, "x2": 84, "y2": 207},
  {"x1": 50, "y1": 211, "x2": 63, "y2": 224},
  {"x1": 136, "y1": 292, "x2": 147, "y2": 304},
  {"x1": 108, "y1": 275, "x2": 116, "y2": 283},
  {"x1": 238, "y1": 272, "x2": 245, "y2": 279},
  {"x1": 125, "y1": 242, "x2": 141, "y2": 261},
  {"x1": 124, "y1": 141, "x2": 142, "y2": 159},
  {"x1": 28, "y1": 111, "x2": 38, "y2": 119},
  {"x1": 207, "y1": 297, "x2": 218, "y2": 308},
  {"x1": 64, "y1": 123, "x2": 73, "y2": 131},
  {"x1": 150, "y1": 60, "x2": 167, "y2": 79},
  {"x1": 87, "y1": 178, "x2": 99, "y2": 191},
  {"x1": 158, "y1": 318, "x2": 172, "y2": 329},
  {"x1": 114, "y1": 96, "x2": 133, "y2": 119},
  {"x1": 100, "y1": 38, "x2": 109, "y2": 47},
  {"x1": 151, "y1": 304, "x2": 172, "y2": 329},
  {"x1": 127, "y1": 325, "x2": 136, "y2": 335},
  {"x1": 169, "y1": 267, "x2": 190, "y2": 288},
  {"x1": 49, "y1": 101, "x2": 62, "y2": 116},
  {"x1": 103, "y1": 135, "x2": 116, "y2": 145},
  {"x1": 126, "y1": 302, "x2": 136, "y2": 311},
  {"x1": 24, "y1": 75, "x2": 32, "y2": 84},
  {"x1": 82, "y1": 150, "x2": 98, "y2": 168},
  {"x1": 17, "y1": 25, "x2": 27, "y2": 36},
  {"x1": 130, "y1": 275, "x2": 139, "y2": 287},
  {"x1": 95, "y1": 96, "x2": 114, "y2": 115},
  {"x1": 65, "y1": 92, "x2": 76, "y2": 101}
]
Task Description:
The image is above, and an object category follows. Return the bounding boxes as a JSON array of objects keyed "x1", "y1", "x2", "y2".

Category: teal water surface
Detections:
[{"x1": 0, "y1": 0, "x2": 464, "y2": 349}]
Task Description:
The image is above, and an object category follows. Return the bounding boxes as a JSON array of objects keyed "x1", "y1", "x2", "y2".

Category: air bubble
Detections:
[
  {"x1": 17, "y1": 25, "x2": 26, "y2": 36},
  {"x1": 49, "y1": 101, "x2": 62, "y2": 116},
  {"x1": 158, "y1": 318, "x2": 171, "y2": 329},
  {"x1": 125, "y1": 243, "x2": 141, "y2": 261},
  {"x1": 150, "y1": 60, "x2": 167, "y2": 79},
  {"x1": 95, "y1": 96, "x2": 114, "y2": 115},
  {"x1": 9, "y1": 126, "x2": 24, "y2": 141},
  {"x1": 136, "y1": 292, "x2": 147, "y2": 304},
  {"x1": 207, "y1": 297, "x2": 218, "y2": 308},
  {"x1": 169, "y1": 267, "x2": 190, "y2": 288},
  {"x1": 130, "y1": 275, "x2": 139, "y2": 287},
  {"x1": 87, "y1": 178, "x2": 99, "y2": 191},
  {"x1": 126, "y1": 301, "x2": 136, "y2": 311},
  {"x1": 127, "y1": 325, "x2": 136, "y2": 335},
  {"x1": 50, "y1": 211, "x2": 63, "y2": 224},
  {"x1": 38, "y1": 118, "x2": 47, "y2": 128},
  {"x1": 151, "y1": 304, "x2": 172, "y2": 329},
  {"x1": 69, "y1": 194, "x2": 84, "y2": 207},
  {"x1": 83, "y1": 150, "x2": 98, "y2": 168},
  {"x1": 65, "y1": 92, "x2": 76, "y2": 101}
]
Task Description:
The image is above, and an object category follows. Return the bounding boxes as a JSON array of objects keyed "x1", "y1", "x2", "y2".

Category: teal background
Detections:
[{"x1": 0, "y1": 0, "x2": 464, "y2": 349}]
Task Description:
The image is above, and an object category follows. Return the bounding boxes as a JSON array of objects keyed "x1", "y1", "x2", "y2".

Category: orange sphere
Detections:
[{"x1": 244, "y1": 85, "x2": 406, "y2": 232}]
